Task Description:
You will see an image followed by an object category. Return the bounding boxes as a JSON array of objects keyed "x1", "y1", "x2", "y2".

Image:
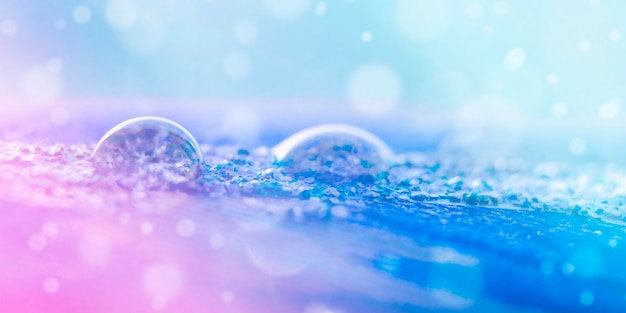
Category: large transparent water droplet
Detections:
[
  {"x1": 91, "y1": 117, "x2": 203, "y2": 190},
  {"x1": 272, "y1": 124, "x2": 394, "y2": 182}
]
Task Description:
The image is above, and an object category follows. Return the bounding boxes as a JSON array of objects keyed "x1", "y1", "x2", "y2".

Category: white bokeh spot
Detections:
[
  {"x1": 223, "y1": 51, "x2": 251, "y2": 80},
  {"x1": 78, "y1": 233, "x2": 111, "y2": 266},
  {"x1": 176, "y1": 219, "x2": 196, "y2": 238},
  {"x1": 43, "y1": 278, "x2": 60, "y2": 294},
  {"x1": 609, "y1": 29, "x2": 621, "y2": 41},
  {"x1": 28, "y1": 233, "x2": 47, "y2": 251},
  {"x1": 361, "y1": 31, "x2": 372, "y2": 43},
  {"x1": 347, "y1": 64, "x2": 401, "y2": 114},
  {"x1": 315, "y1": 2, "x2": 327, "y2": 16},
  {"x1": 42, "y1": 221, "x2": 59, "y2": 237},
  {"x1": 46, "y1": 58, "x2": 63, "y2": 74},
  {"x1": 55, "y1": 19, "x2": 67, "y2": 30},
  {"x1": 106, "y1": 0, "x2": 138, "y2": 29},
  {"x1": 50, "y1": 107, "x2": 71, "y2": 126},
  {"x1": 466, "y1": 2, "x2": 484, "y2": 19},
  {"x1": 141, "y1": 222, "x2": 154, "y2": 235},
  {"x1": 221, "y1": 290, "x2": 235, "y2": 303},
  {"x1": 209, "y1": 233, "x2": 225, "y2": 249},
  {"x1": 569, "y1": 137, "x2": 587, "y2": 155},
  {"x1": 396, "y1": 0, "x2": 449, "y2": 42},
  {"x1": 234, "y1": 21, "x2": 258, "y2": 45},
  {"x1": 73, "y1": 6, "x2": 92, "y2": 25},
  {"x1": 483, "y1": 25, "x2": 495, "y2": 36},
  {"x1": 265, "y1": 0, "x2": 312, "y2": 20},
  {"x1": 546, "y1": 73, "x2": 558, "y2": 84},
  {"x1": 493, "y1": 1, "x2": 509, "y2": 16},
  {"x1": 552, "y1": 102, "x2": 567, "y2": 118},
  {"x1": 578, "y1": 40, "x2": 591, "y2": 53},
  {"x1": 599, "y1": 98, "x2": 620, "y2": 120},
  {"x1": 219, "y1": 107, "x2": 262, "y2": 142},
  {"x1": 1, "y1": 19, "x2": 18, "y2": 36},
  {"x1": 22, "y1": 66, "x2": 63, "y2": 103},
  {"x1": 143, "y1": 264, "x2": 184, "y2": 308},
  {"x1": 505, "y1": 47, "x2": 526, "y2": 70}
]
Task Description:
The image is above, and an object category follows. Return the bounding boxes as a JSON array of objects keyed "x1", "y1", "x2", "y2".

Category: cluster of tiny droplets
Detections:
[{"x1": 3, "y1": 140, "x2": 626, "y2": 224}]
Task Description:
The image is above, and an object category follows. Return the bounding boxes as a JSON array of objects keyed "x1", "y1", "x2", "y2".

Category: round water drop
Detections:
[
  {"x1": 91, "y1": 117, "x2": 203, "y2": 190},
  {"x1": 272, "y1": 124, "x2": 394, "y2": 182}
]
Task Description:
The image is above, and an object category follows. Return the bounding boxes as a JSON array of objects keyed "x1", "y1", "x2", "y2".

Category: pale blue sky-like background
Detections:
[{"x1": 2, "y1": 0, "x2": 626, "y2": 158}]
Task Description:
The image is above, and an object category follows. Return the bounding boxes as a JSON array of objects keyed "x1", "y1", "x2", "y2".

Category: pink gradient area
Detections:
[
  {"x1": 0, "y1": 194, "x2": 325, "y2": 312},
  {"x1": 0, "y1": 143, "x2": 478, "y2": 312}
]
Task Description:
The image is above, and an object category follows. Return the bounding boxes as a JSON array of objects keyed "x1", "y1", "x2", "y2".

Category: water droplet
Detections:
[
  {"x1": 272, "y1": 124, "x2": 393, "y2": 182},
  {"x1": 91, "y1": 117, "x2": 203, "y2": 190}
]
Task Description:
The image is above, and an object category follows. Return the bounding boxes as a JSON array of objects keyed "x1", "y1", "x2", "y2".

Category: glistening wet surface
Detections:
[{"x1": 2, "y1": 118, "x2": 626, "y2": 312}]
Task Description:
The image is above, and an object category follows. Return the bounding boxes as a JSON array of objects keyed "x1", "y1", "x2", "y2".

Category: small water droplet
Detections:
[
  {"x1": 91, "y1": 117, "x2": 203, "y2": 190},
  {"x1": 272, "y1": 124, "x2": 393, "y2": 183}
]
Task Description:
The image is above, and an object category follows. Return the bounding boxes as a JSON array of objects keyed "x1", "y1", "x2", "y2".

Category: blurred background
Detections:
[{"x1": 1, "y1": 0, "x2": 626, "y2": 160}]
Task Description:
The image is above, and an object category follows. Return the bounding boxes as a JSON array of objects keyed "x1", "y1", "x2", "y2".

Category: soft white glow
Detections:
[
  {"x1": 483, "y1": 25, "x2": 495, "y2": 36},
  {"x1": 219, "y1": 107, "x2": 262, "y2": 142},
  {"x1": 599, "y1": 98, "x2": 620, "y2": 120},
  {"x1": 223, "y1": 51, "x2": 251, "y2": 80},
  {"x1": 141, "y1": 222, "x2": 154, "y2": 235},
  {"x1": 608, "y1": 238, "x2": 618, "y2": 248},
  {"x1": 395, "y1": 0, "x2": 448, "y2": 41},
  {"x1": 119, "y1": 213, "x2": 131, "y2": 224},
  {"x1": 562, "y1": 263, "x2": 575, "y2": 275},
  {"x1": 314, "y1": 2, "x2": 327, "y2": 16},
  {"x1": 347, "y1": 64, "x2": 401, "y2": 114},
  {"x1": 106, "y1": 0, "x2": 138, "y2": 29},
  {"x1": 546, "y1": 73, "x2": 558, "y2": 84},
  {"x1": 152, "y1": 296, "x2": 167, "y2": 311},
  {"x1": 552, "y1": 102, "x2": 567, "y2": 118},
  {"x1": 221, "y1": 290, "x2": 235, "y2": 303},
  {"x1": 609, "y1": 29, "x2": 621, "y2": 41},
  {"x1": 505, "y1": 47, "x2": 526, "y2": 70},
  {"x1": 46, "y1": 58, "x2": 63, "y2": 73},
  {"x1": 209, "y1": 233, "x2": 225, "y2": 249},
  {"x1": 78, "y1": 233, "x2": 111, "y2": 266},
  {"x1": 493, "y1": 1, "x2": 509, "y2": 16},
  {"x1": 569, "y1": 137, "x2": 587, "y2": 155},
  {"x1": 50, "y1": 107, "x2": 71, "y2": 126},
  {"x1": 234, "y1": 21, "x2": 258, "y2": 45},
  {"x1": 265, "y1": 0, "x2": 312, "y2": 20},
  {"x1": 578, "y1": 40, "x2": 591, "y2": 53},
  {"x1": 176, "y1": 219, "x2": 196, "y2": 238},
  {"x1": 361, "y1": 31, "x2": 372, "y2": 43},
  {"x1": 55, "y1": 19, "x2": 67, "y2": 30},
  {"x1": 118, "y1": 12, "x2": 167, "y2": 55},
  {"x1": 143, "y1": 264, "x2": 184, "y2": 302},
  {"x1": 304, "y1": 303, "x2": 339, "y2": 313},
  {"x1": 22, "y1": 66, "x2": 63, "y2": 103},
  {"x1": 43, "y1": 278, "x2": 60, "y2": 294},
  {"x1": 1, "y1": 19, "x2": 17, "y2": 36},
  {"x1": 72, "y1": 6, "x2": 92, "y2": 24},
  {"x1": 466, "y1": 2, "x2": 483, "y2": 19},
  {"x1": 42, "y1": 221, "x2": 59, "y2": 237},
  {"x1": 28, "y1": 233, "x2": 47, "y2": 251},
  {"x1": 580, "y1": 291, "x2": 595, "y2": 306}
]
